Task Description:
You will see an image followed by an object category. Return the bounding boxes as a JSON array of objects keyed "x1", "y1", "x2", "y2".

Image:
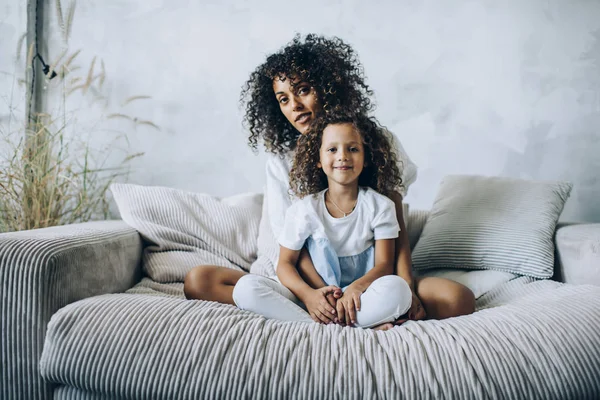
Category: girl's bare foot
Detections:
[{"x1": 372, "y1": 322, "x2": 394, "y2": 331}]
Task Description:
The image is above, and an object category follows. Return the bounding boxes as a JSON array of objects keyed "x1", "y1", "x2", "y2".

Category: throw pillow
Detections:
[
  {"x1": 411, "y1": 175, "x2": 572, "y2": 278},
  {"x1": 111, "y1": 183, "x2": 262, "y2": 283}
]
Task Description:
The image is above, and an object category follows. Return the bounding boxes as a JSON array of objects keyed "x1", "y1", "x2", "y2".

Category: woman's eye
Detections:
[
  {"x1": 298, "y1": 86, "x2": 310, "y2": 95},
  {"x1": 279, "y1": 97, "x2": 288, "y2": 104}
]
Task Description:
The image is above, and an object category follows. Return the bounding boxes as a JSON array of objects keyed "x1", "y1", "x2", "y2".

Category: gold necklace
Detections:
[{"x1": 327, "y1": 191, "x2": 357, "y2": 217}]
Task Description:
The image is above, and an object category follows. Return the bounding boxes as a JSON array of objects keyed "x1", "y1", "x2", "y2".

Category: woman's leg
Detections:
[
  {"x1": 354, "y1": 275, "x2": 412, "y2": 329},
  {"x1": 414, "y1": 276, "x2": 476, "y2": 319},
  {"x1": 184, "y1": 265, "x2": 247, "y2": 304},
  {"x1": 232, "y1": 274, "x2": 313, "y2": 323}
]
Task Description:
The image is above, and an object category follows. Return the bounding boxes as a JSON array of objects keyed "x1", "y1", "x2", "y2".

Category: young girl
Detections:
[
  {"x1": 233, "y1": 113, "x2": 413, "y2": 328},
  {"x1": 184, "y1": 34, "x2": 475, "y2": 326}
]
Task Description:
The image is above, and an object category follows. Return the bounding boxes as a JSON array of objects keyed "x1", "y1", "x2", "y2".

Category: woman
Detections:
[{"x1": 184, "y1": 34, "x2": 475, "y2": 327}]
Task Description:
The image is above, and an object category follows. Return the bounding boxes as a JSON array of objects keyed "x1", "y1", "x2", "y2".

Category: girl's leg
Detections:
[
  {"x1": 354, "y1": 275, "x2": 412, "y2": 329},
  {"x1": 232, "y1": 274, "x2": 313, "y2": 323},
  {"x1": 414, "y1": 276, "x2": 476, "y2": 319},
  {"x1": 184, "y1": 265, "x2": 246, "y2": 304}
]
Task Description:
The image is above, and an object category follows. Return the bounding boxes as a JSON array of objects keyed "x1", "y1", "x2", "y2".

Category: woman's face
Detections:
[{"x1": 273, "y1": 76, "x2": 323, "y2": 134}]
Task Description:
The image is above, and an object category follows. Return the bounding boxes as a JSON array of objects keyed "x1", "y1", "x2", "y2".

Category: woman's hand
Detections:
[
  {"x1": 336, "y1": 286, "x2": 363, "y2": 326},
  {"x1": 394, "y1": 289, "x2": 426, "y2": 325},
  {"x1": 302, "y1": 286, "x2": 341, "y2": 324}
]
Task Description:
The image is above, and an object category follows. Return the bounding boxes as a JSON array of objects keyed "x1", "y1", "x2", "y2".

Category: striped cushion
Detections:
[
  {"x1": 111, "y1": 184, "x2": 263, "y2": 282},
  {"x1": 412, "y1": 175, "x2": 572, "y2": 278}
]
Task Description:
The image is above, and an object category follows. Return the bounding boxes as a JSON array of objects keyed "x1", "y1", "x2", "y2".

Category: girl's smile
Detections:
[{"x1": 317, "y1": 123, "x2": 365, "y2": 187}]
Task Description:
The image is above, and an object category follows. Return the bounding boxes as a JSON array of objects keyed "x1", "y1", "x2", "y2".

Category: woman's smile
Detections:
[{"x1": 295, "y1": 112, "x2": 313, "y2": 124}]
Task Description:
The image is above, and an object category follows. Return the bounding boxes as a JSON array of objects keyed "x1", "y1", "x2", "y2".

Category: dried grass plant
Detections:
[{"x1": 0, "y1": 0, "x2": 157, "y2": 232}]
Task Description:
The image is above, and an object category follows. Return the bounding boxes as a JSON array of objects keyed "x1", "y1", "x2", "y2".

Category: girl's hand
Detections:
[
  {"x1": 394, "y1": 290, "x2": 426, "y2": 325},
  {"x1": 303, "y1": 286, "x2": 340, "y2": 324},
  {"x1": 325, "y1": 287, "x2": 342, "y2": 310},
  {"x1": 337, "y1": 286, "x2": 363, "y2": 326}
]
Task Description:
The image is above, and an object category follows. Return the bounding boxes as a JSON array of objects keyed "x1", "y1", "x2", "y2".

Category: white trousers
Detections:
[{"x1": 232, "y1": 274, "x2": 412, "y2": 329}]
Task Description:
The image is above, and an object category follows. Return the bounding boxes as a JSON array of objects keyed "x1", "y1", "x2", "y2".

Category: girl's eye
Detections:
[
  {"x1": 350, "y1": 147, "x2": 359, "y2": 152},
  {"x1": 327, "y1": 147, "x2": 336, "y2": 153}
]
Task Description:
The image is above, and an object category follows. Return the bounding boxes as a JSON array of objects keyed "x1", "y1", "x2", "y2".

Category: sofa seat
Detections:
[{"x1": 40, "y1": 277, "x2": 600, "y2": 400}]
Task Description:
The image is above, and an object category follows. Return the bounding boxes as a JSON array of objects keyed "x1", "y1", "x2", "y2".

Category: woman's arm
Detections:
[
  {"x1": 278, "y1": 246, "x2": 338, "y2": 323},
  {"x1": 265, "y1": 155, "x2": 292, "y2": 239}
]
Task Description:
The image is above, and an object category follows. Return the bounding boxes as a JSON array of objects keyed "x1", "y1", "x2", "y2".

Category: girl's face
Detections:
[
  {"x1": 317, "y1": 123, "x2": 365, "y2": 188},
  {"x1": 273, "y1": 76, "x2": 323, "y2": 134}
]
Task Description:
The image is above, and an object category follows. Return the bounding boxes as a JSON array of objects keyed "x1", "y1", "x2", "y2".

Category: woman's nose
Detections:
[{"x1": 290, "y1": 95, "x2": 304, "y2": 111}]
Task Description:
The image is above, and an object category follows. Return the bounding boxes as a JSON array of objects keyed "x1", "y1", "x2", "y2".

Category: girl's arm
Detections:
[
  {"x1": 389, "y1": 192, "x2": 414, "y2": 287},
  {"x1": 265, "y1": 156, "x2": 328, "y2": 295},
  {"x1": 277, "y1": 246, "x2": 339, "y2": 324},
  {"x1": 337, "y1": 238, "x2": 395, "y2": 325},
  {"x1": 346, "y1": 238, "x2": 396, "y2": 292},
  {"x1": 297, "y1": 247, "x2": 328, "y2": 288},
  {"x1": 297, "y1": 248, "x2": 341, "y2": 311},
  {"x1": 389, "y1": 191, "x2": 426, "y2": 321}
]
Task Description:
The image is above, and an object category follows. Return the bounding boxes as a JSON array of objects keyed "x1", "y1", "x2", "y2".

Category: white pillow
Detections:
[
  {"x1": 411, "y1": 175, "x2": 572, "y2": 279},
  {"x1": 111, "y1": 183, "x2": 262, "y2": 282}
]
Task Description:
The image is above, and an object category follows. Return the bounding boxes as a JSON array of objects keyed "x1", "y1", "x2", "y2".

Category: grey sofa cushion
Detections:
[{"x1": 412, "y1": 175, "x2": 572, "y2": 278}]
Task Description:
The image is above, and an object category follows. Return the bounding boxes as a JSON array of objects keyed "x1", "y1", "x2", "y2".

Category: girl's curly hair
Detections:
[
  {"x1": 289, "y1": 112, "x2": 403, "y2": 198},
  {"x1": 241, "y1": 34, "x2": 374, "y2": 154}
]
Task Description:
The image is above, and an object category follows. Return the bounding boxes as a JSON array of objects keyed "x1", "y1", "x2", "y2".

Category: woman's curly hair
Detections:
[
  {"x1": 241, "y1": 34, "x2": 374, "y2": 154},
  {"x1": 289, "y1": 112, "x2": 403, "y2": 198}
]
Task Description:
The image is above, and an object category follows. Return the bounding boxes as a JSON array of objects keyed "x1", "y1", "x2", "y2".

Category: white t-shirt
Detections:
[
  {"x1": 279, "y1": 187, "x2": 400, "y2": 257},
  {"x1": 265, "y1": 132, "x2": 417, "y2": 240}
]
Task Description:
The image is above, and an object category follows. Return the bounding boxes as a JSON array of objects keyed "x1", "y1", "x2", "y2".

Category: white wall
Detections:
[
  {"x1": 5, "y1": 0, "x2": 600, "y2": 222},
  {"x1": 0, "y1": 1, "x2": 27, "y2": 142}
]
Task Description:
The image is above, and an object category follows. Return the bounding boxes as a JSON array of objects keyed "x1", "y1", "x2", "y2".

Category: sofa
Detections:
[{"x1": 2, "y1": 178, "x2": 600, "y2": 399}]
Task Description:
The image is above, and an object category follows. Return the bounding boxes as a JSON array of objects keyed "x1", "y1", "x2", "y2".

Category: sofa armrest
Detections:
[
  {"x1": 554, "y1": 223, "x2": 600, "y2": 286},
  {"x1": 0, "y1": 220, "x2": 142, "y2": 400}
]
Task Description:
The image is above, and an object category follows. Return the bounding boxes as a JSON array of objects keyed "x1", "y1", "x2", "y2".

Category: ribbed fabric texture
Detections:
[
  {"x1": 0, "y1": 221, "x2": 142, "y2": 400},
  {"x1": 412, "y1": 175, "x2": 573, "y2": 278},
  {"x1": 407, "y1": 208, "x2": 428, "y2": 250},
  {"x1": 4, "y1": 185, "x2": 598, "y2": 400},
  {"x1": 111, "y1": 184, "x2": 263, "y2": 282},
  {"x1": 40, "y1": 277, "x2": 600, "y2": 399}
]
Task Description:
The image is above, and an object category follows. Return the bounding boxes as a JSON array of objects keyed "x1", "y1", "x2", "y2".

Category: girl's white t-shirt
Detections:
[
  {"x1": 278, "y1": 187, "x2": 400, "y2": 257},
  {"x1": 265, "y1": 132, "x2": 417, "y2": 240}
]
